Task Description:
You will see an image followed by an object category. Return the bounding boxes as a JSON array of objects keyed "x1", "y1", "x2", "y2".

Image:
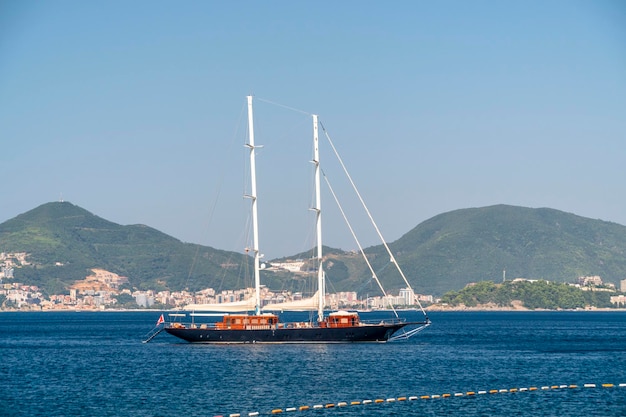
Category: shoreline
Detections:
[
  {"x1": 0, "y1": 308, "x2": 164, "y2": 313},
  {"x1": 425, "y1": 305, "x2": 626, "y2": 312},
  {"x1": 2, "y1": 306, "x2": 626, "y2": 313}
]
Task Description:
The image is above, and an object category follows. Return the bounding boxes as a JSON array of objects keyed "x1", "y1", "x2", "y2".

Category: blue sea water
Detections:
[{"x1": 1, "y1": 311, "x2": 625, "y2": 417}]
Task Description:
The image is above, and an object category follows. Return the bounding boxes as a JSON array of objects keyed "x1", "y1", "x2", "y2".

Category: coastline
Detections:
[
  {"x1": 0, "y1": 308, "x2": 164, "y2": 313},
  {"x1": 425, "y1": 303, "x2": 626, "y2": 312},
  {"x1": 2, "y1": 306, "x2": 626, "y2": 313}
]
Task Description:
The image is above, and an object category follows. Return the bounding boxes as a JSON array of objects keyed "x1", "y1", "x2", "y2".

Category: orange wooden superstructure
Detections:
[
  {"x1": 212, "y1": 311, "x2": 362, "y2": 331},
  {"x1": 215, "y1": 314, "x2": 280, "y2": 330},
  {"x1": 320, "y1": 311, "x2": 360, "y2": 328}
]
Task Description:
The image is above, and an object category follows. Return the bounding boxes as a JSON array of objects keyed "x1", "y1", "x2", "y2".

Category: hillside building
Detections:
[
  {"x1": 578, "y1": 275, "x2": 603, "y2": 286},
  {"x1": 611, "y1": 295, "x2": 626, "y2": 307}
]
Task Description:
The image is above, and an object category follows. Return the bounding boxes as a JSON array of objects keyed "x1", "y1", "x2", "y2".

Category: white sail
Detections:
[
  {"x1": 262, "y1": 291, "x2": 320, "y2": 312},
  {"x1": 183, "y1": 297, "x2": 256, "y2": 312}
]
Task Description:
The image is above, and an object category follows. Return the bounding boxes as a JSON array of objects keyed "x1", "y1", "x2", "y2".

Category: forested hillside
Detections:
[
  {"x1": 0, "y1": 202, "x2": 251, "y2": 294},
  {"x1": 2, "y1": 202, "x2": 626, "y2": 297},
  {"x1": 329, "y1": 205, "x2": 626, "y2": 296},
  {"x1": 439, "y1": 280, "x2": 614, "y2": 309}
]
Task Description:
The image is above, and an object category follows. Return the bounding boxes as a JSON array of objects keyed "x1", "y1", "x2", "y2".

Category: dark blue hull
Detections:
[{"x1": 164, "y1": 322, "x2": 414, "y2": 343}]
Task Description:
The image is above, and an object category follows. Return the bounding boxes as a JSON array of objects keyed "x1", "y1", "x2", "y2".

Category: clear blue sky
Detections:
[{"x1": 2, "y1": 1, "x2": 625, "y2": 259}]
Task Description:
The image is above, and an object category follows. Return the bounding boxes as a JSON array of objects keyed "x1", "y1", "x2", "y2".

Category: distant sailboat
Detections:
[{"x1": 162, "y1": 96, "x2": 430, "y2": 343}]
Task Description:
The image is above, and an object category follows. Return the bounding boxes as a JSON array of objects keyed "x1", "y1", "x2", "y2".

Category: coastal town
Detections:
[
  {"x1": 2, "y1": 251, "x2": 626, "y2": 311},
  {"x1": 0, "y1": 252, "x2": 434, "y2": 311}
]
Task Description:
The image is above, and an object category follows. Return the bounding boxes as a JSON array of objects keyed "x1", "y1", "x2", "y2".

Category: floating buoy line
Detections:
[{"x1": 214, "y1": 382, "x2": 626, "y2": 417}]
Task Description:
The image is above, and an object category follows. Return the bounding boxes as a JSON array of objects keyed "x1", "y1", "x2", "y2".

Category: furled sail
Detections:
[
  {"x1": 183, "y1": 297, "x2": 256, "y2": 312},
  {"x1": 262, "y1": 291, "x2": 320, "y2": 311}
]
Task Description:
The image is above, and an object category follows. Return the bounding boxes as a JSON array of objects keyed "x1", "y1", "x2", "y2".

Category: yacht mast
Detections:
[
  {"x1": 312, "y1": 114, "x2": 324, "y2": 322},
  {"x1": 246, "y1": 95, "x2": 262, "y2": 315}
]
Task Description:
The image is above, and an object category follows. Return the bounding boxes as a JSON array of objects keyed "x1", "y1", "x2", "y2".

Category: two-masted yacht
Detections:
[{"x1": 160, "y1": 96, "x2": 430, "y2": 343}]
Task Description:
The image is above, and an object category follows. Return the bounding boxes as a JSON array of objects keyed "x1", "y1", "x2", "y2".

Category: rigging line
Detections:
[
  {"x1": 319, "y1": 121, "x2": 428, "y2": 316},
  {"x1": 321, "y1": 169, "x2": 398, "y2": 318},
  {"x1": 355, "y1": 277, "x2": 375, "y2": 294},
  {"x1": 183, "y1": 100, "x2": 249, "y2": 293},
  {"x1": 255, "y1": 97, "x2": 312, "y2": 116},
  {"x1": 355, "y1": 262, "x2": 391, "y2": 295},
  {"x1": 324, "y1": 270, "x2": 339, "y2": 297}
]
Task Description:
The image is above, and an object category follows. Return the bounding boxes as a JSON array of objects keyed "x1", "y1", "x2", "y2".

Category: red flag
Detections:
[{"x1": 156, "y1": 314, "x2": 165, "y2": 326}]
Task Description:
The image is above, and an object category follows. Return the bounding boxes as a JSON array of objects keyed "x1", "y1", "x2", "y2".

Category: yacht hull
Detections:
[{"x1": 164, "y1": 323, "x2": 416, "y2": 343}]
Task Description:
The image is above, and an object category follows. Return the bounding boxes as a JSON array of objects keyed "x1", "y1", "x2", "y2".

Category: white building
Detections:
[
  {"x1": 399, "y1": 287, "x2": 415, "y2": 306},
  {"x1": 610, "y1": 295, "x2": 626, "y2": 307}
]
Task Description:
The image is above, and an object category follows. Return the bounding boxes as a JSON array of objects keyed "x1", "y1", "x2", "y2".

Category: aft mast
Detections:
[
  {"x1": 312, "y1": 114, "x2": 324, "y2": 323},
  {"x1": 246, "y1": 95, "x2": 262, "y2": 315}
]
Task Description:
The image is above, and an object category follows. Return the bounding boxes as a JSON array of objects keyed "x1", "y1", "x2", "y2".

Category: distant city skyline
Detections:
[{"x1": 2, "y1": 1, "x2": 625, "y2": 258}]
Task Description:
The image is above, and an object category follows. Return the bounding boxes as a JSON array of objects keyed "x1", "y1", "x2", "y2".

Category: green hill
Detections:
[
  {"x1": 0, "y1": 202, "x2": 252, "y2": 294},
  {"x1": 2, "y1": 202, "x2": 626, "y2": 297},
  {"x1": 439, "y1": 280, "x2": 614, "y2": 310},
  {"x1": 360, "y1": 205, "x2": 626, "y2": 295}
]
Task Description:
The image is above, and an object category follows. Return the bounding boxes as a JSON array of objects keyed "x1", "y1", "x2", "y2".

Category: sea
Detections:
[{"x1": 1, "y1": 310, "x2": 625, "y2": 417}]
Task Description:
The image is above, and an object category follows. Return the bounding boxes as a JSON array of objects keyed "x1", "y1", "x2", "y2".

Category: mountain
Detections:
[
  {"x1": 0, "y1": 202, "x2": 252, "y2": 294},
  {"x1": 2, "y1": 202, "x2": 626, "y2": 297},
  {"x1": 364, "y1": 205, "x2": 626, "y2": 295}
]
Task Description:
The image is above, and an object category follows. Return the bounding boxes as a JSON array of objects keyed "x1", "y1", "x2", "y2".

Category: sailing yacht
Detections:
[{"x1": 162, "y1": 96, "x2": 430, "y2": 343}]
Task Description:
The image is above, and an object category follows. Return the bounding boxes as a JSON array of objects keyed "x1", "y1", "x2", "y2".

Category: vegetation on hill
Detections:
[
  {"x1": 2, "y1": 202, "x2": 626, "y2": 297},
  {"x1": 440, "y1": 280, "x2": 615, "y2": 309},
  {"x1": 360, "y1": 205, "x2": 626, "y2": 295},
  {"x1": 0, "y1": 202, "x2": 253, "y2": 294}
]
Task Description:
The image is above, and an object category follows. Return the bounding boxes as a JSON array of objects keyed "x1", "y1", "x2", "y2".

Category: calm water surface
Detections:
[{"x1": 1, "y1": 311, "x2": 625, "y2": 416}]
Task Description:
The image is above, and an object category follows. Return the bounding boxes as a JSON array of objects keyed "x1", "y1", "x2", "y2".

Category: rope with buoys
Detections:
[{"x1": 214, "y1": 382, "x2": 626, "y2": 417}]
